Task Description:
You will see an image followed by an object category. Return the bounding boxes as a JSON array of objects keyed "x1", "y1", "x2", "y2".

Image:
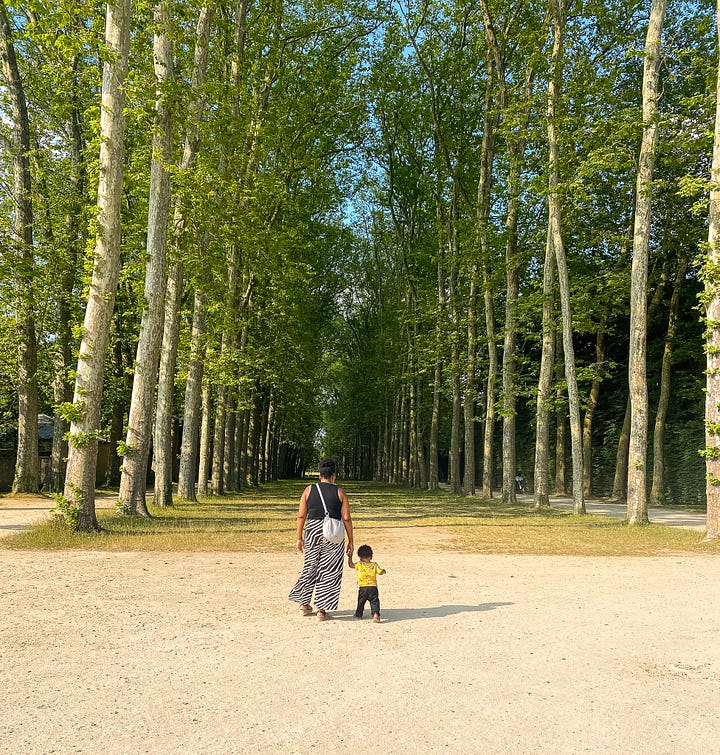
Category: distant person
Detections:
[
  {"x1": 289, "y1": 457, "x2": 354, "y2": 621},
  {"x1": 515, "y1": 470, "x2": 525, "y2": 493},
  {"x1": 348, "y1": 544, "x2": 386, "y2": 623}
]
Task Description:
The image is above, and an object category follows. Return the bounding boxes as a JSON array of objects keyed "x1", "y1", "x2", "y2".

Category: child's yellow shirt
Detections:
[{"x1": 354, "y1": 561, "x2": 383, "y2": 587}]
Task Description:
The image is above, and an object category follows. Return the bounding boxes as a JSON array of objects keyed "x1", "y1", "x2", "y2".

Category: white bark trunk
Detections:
[
  {"x1": 153, "y1": 6, "x2": 213, "y2": 507},
  {"x1": 547, "y1": 0, "x2": 584, "y2": 514},
  {"x1": 119, "y1": 0, "x2": 174, "y2": 516},
  {"x1": 63, "y1": 0, "x2": 130, "y2": 530},
  {"x1": 628, "y1": 0, "x2": 667, "y2": 525},
  {"x1": 0, "y1": 4, "x2": 39, "y2": 494},
  {"x1": 534, "y1": 226, "x2": 556, "y2": 508},
  {"x1": 177, "y1": 291, "x2": 208, "y2": 501},
  {"x1": 703, "y1": 0, "x2": 720, "y2": 541}
]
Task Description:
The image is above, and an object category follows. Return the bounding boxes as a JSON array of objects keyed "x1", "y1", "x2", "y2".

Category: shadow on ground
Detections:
[{"x1": 329, "y1": 601, "x2": 514, "y2": 623}]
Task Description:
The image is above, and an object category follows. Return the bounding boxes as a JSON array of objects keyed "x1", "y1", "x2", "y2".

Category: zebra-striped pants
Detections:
[{"x1": 288, "y1": 518, "x2": 345, "y2": 611}]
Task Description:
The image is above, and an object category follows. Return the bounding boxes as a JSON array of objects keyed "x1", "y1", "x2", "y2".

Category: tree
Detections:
[
  {"x1": 118, "y1": 0, "x2": 175, "y2": 516},
  {"x1": 0, "y1": 2, "x2": 39, "y2": 493},
  {"x1": 702, "y1": 0, "x2": 720, "y2": 542},
  {"x1": 627, "y1": 0, "x2": 667, "y2": 525},
  {"x1": 62, "y1": 0, "x2": 131, "y2": 530}
]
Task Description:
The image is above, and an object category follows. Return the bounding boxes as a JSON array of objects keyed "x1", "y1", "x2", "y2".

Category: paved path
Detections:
[
  {"x1": 0, "y1": 493, "x2": 115, "y2": 540},
  {"x1": 439, "y1": 484, "x2": 707, "y2": 532},
  {"x1": 541, "y1": 494, "x2": 706, "y2": 531}
]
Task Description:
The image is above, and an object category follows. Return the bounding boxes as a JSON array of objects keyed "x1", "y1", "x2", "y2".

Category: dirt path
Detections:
[{"x1": 1, "y1": 495, "x2": 718, "y2": 754}]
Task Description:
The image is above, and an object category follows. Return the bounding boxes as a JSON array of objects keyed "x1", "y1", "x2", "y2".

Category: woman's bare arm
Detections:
[
  {"x1": 339, "y1": 487, "x2": 354, "y2": 555},
  {"x1": 296, "y1": 486, "x2": 309, "y2": 553}
]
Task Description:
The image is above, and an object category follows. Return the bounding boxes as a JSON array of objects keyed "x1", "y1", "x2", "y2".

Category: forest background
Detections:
[{"x1": 1, "y1": 0, "x2": 720, "y2": 536}]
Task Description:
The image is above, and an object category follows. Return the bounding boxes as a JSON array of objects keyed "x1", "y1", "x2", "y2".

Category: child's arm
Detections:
[
  {"x1": 347, "y1": 554, "x2": 355, "y2": 568},
  {"x1": 377, "y1": 564, "x2": 386, "y2": 575}
]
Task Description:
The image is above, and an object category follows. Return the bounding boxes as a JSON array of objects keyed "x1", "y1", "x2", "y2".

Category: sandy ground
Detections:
[{"x1": 1, "y1": 496, "x2": 719, "y2": 754}]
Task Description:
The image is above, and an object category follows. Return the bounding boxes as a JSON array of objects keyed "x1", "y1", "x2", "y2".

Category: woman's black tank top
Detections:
[{"x1": 307, "y1": 482, "x2": 342, "y2": 520}]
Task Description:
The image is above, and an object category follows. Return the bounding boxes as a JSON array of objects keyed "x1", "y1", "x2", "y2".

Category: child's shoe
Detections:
[{"x1": 372, "y1": 614, "x2": 381, "y2": 623}]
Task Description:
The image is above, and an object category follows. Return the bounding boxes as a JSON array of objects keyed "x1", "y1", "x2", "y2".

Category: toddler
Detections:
[{"x1": 348, "y1": 544, "x2": 386, "y2": 622}]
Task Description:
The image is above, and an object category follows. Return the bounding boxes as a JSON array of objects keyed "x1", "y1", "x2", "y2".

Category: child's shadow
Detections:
[{"x1": 337, "y1": 602, "x2": 513, "y2": 623}]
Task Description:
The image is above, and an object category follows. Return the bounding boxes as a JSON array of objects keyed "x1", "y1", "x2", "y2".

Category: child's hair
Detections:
[{"x1": 357, "y1": 544, "x2": 373, "y2": 559}]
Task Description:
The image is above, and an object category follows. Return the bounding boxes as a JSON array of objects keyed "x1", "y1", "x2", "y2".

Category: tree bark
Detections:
[
  {"x1": 197, "y1": 379, "x2": 212, "y2": 496},
  {"x1": 628, "y1": 0, "x2": 666, "y2": 525},
  {"x1": 481, "y1": 277, "x2": 498, "y2": 499},
  {"x1": 534, "y1": 227, "x2": 556, "y2": 508},
  {"x1": 501, "y1": 72, "x2": 534, "y2": 503},
  {"x1": 554, "y1": 381, "x2": 566, "y2": 495},
  {"x1": 705, "y1": 0, "x2": 720, "y2": 541},
  {"x1": 650, "y1": 254, "x2": 687, "y2": 506},
  {"x1": 470, "y1": 75, "x2": 496, "y2": 498},
  {"x1": 177, "y1": 291, "x2": 208, "y2": 501},
  {"x1": 62, "y1": 0, "x2": 130, "y2": 530},
  {"x1": 51, "y1": 83, "x2": 86, "y2": 492},
  {"x1": 153, "y1": 7, "x2": 213, "y2": 507},
  {"x1": 613, "y1": 269, "x2": 667, "y2": 499},
  {"x1": 428, "y1": 212, "x2": 446, "y2": 490},
  {"x1": 0, "y1": 3, "x2": 39, "y2": 494},
  {"x1": 448, "y1": 205, "x2": 463, "y2": 495},
  {"x1": 547, "y1": 0, "x2": 584, "y2": 515},
  {"x1": 119, "y1": 0, "x2": 174, "y2": 516},
  {"x1": 582, "y1": 326, "x2": 606, "y2": 497}
]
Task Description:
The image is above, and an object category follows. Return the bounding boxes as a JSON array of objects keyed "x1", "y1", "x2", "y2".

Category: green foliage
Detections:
[
  {"x1": 0, "y1": 0, "x2": 714, "y2": 505},
  {"x1": 50, "y1": 493, "x2": 80, "y2": 529}
]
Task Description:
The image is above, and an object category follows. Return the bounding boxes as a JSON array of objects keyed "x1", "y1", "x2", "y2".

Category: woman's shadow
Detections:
[{"x1": 336, "y1": 602, "x2": 513, "y2": 623}]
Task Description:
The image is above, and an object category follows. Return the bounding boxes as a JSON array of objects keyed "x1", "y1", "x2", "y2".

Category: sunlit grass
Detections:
[{"x1": 3, "y1": 479, "x2": 719, "y2": 556}]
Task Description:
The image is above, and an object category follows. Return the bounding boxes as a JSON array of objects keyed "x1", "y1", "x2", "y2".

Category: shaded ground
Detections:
[{"x1": 1, "y1": 494, "x2": 718, "y2": 754}]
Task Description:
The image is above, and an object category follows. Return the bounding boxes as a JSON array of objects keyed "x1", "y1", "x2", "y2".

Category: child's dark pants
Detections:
[{"x1": 355, "y1": 586, "x2": 380, "y2": 618}]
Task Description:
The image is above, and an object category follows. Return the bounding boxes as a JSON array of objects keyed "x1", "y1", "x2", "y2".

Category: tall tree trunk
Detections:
[
  {"x1": 153, "y1": 6, "x2": 212, "y2": 507},
  {"x1": 650, "y1": 253, "x2": 687, "y2": 506},
  {"x1": 480, "y1": 6, "x2": 535, "y2": 503},
  {"x1": 463, "y1": 265, "x2": 478, "y2": 496},
  {"x1": 613, "y1": 269, "x2": 667, "y2": 499},
  {"x1": 704, "y1": 0, "x2": 720, "y2": 540},
  {"x1": 449, "y1": 229, "x2": 463, "y2": 494},
  {"x1": 224, "y1": 407, "x2": 238, "y2": 491},
  {"x1": 500, "y1": 75, "x2": 533, "y2": 502},
  {"x1": 415, "y1": 375, "x2": 427, "y2": 489},
  {"x1": 239, "y1": 406, "x2": 251, "y2": 487},
  {"x1": 468, "y1": 77, "x2": 496, "y2": 498},
  {"x1": 428, "y1": 217, "x2": 446, "y2": 490},
  {"x1": 628, "y1": 0, "x2": 666, "y2": 525},
  {"x1": 554, "y1": 381, "x2": 566, "y2": 495},
  {"x1": 62, "y1": 0, "x2": 130, "y2": 530},
  {"x1": 582, "y1": 326, "x2": 606, "y2": 497},
  {"x1": 177, "y1": 291, "x2": 207, "y2": 501},
  {"x1": 119, "y1": 0, "x2": 174, "y2": 516},
  {"x1": 547, "y1": 0, "x2": 584, "y2": 514},
  {"x1": 481, "y1": 275, "x2": 498, "y2": 499},
  {"x1": 51, "y1": 90, "x2": 86, "y2": 492},
  {"x1": 534, "y1": 227, "x2": 556, "y2": 508},
  {"x1": 248, "y1": 390, "x2": 263, "y2": 486},
  {"x1": 197, "y1": 379, "x2": 212, "y2": 496},
  {"x1": 210, "y1": 384, "x2": 227, "y2": 495},
  {"x1": 0, "y1": 3, "x2": 39, "y2": 494}
]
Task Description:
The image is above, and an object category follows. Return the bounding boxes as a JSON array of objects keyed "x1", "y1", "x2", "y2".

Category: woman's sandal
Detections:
[
  {"x1": 300, "y1": 605, "x2": 314, "y2": 616},
  {"x1": 317, "y1": 610, "x2": 328, "y2": 621}
]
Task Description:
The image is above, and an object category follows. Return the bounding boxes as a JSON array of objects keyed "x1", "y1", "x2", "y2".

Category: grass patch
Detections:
[{"x1": 2, "y1": 479, "x2": 719, "y2": 556}]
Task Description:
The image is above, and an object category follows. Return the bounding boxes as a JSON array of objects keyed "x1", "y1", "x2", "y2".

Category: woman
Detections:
[{"x1": 288, "y1": 457, "x2": 354, "y2": 620}]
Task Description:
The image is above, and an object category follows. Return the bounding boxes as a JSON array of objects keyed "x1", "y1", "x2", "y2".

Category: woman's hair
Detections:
[
  {"x1": 357, "y1": 544, "x2": 373, "y2": 559},
  {"x1": 318, "y1": 457, "x2": 336, "y2": 479}
]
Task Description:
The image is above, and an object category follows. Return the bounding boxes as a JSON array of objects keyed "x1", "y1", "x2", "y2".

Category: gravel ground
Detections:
[{"x1": 1, "y1": 496, "x2": 719, "y2": 754}]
